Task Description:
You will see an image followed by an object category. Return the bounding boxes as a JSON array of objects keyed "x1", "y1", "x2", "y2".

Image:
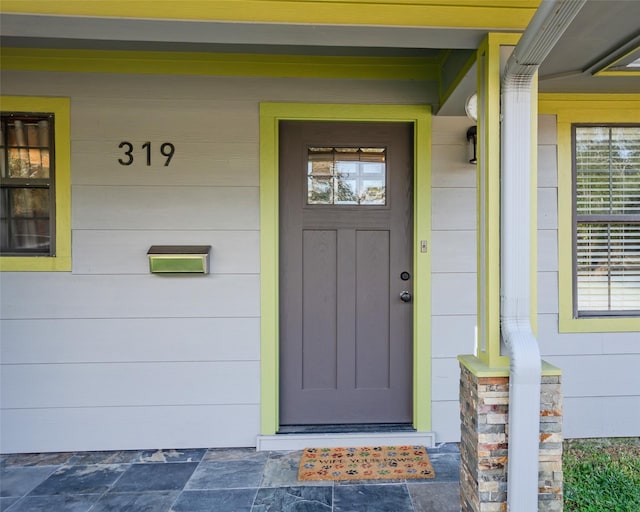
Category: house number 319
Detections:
[{"x1": 118, "y1": 141, "x2": 175, "y2": 167}]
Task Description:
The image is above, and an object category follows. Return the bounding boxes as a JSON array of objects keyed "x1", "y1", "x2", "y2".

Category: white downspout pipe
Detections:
[{"x1": 500, "y1": 1, "x2": 584, "y2": 510}]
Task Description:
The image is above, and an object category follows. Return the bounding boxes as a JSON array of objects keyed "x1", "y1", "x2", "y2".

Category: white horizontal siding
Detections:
[
  {"x1": 73, "y1": 141, "x2": 258, "y2": 187},
  {"x1": 73, "y1": 186, "x2": 259, "y2": 230},
  {"x1": 430, "y1": 117, "x2": 477, "y2": 444},
  {"x1": 536, "y1": 113, "x2": 640, "y2": 440},
  {"x1": 431, "y1": 230, "x2": 476, "y2": 273},
  {"x1": 73, "y1": 230, "x2": 259, "y2": 275},
  {"x1": 1, "y1": 362, "x2": 260, "y2": 408},
  {"x1": 72, "y1": 98, "x2": 259, "y2": 142},
  {"x1": 1, "y1": 273, "x2": 259, "y2": 319},
  {"x1": 537, "y1": 114, "x2": 557, "y2": 145},
  {"x1": 543, "y1": 354, "x2": 640, "y2": 398},
  {"x1": 564, "y1": 396, "x2": 640, "y2": 439},
  {"x1": 0, "y1": 405, "x2": 260, "y2": 453},
  {"x1": 1, "y1": 317, "x2": 260, "y2": 364},
  {"x1": 538, "y1": 230, "x2": 558, "y2": 272},
  {"x1": 1, "y1": 69, "x2": 436, "y2": 452},
  {"x1": 431, "y1": 401, "x2": 461, "y2": 443},
  {"x1": 537, "y1": 145, "x2": 558, "y2": 188},
  {"x1": 538, "y1": 314, "x2": 640, "y2": 356},
  {"x1": 431, "y1": 144, "x2": 477, "y2": 188},
  {"x1": 432, "y1": 188, "x2": 476, "y2": 230},
  {"x1": 537, "y1": 187, "x2": 557, "y2": 230},
  {"x1": 431, "y1": 358, "x2": 460, "y2": 402},
  {"x1": 431, "y1": 273, "x2": 477, "y2": 316},
  {"x1": 431, "y1": 315, "x2": 476, "y2": 358},
  {"x1": 537, "y1": 271, "x2": 559, "y2": 315}
]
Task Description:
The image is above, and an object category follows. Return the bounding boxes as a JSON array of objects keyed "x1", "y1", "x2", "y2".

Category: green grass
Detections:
[{"x1": 563, "y1": 438, "x2": 640, "y2": 512}]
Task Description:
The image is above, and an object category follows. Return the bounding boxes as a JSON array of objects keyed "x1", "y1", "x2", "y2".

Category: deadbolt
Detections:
[{"x1": 400, "y1": 271, "x2": 411, "y2": 281}]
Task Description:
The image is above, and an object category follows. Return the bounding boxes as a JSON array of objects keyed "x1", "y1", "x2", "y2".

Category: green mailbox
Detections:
[{"x1": 147, "y1": 245, "x2": 211, "y2": 274}]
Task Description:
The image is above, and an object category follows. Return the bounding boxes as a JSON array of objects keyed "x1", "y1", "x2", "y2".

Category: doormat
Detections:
[{"x1": 298, "y1": 445, "x2": 435, "y2": 481}]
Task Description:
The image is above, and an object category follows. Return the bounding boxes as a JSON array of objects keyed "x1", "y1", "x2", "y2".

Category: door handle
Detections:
[{"x1": 400, "y1": 291, "x2": 412, "y2": 303}]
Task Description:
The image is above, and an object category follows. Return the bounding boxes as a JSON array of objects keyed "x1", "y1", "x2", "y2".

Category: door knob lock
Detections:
[{"x1": 400, "y1": 291, "x2": 412, "y2": 303}]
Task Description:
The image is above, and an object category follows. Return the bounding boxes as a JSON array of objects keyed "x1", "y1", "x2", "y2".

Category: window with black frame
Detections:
[
  {"x1": 0, "y1": 113, "x2": 55, "y2": 256},
  {"x1": 573, "y1": 124, "x2": 640, "y2": 316}
]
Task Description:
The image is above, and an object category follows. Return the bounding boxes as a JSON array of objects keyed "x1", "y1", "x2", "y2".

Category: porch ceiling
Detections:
[{"x1": 1, "y1": 0, "x2": 639, "y2": 115}]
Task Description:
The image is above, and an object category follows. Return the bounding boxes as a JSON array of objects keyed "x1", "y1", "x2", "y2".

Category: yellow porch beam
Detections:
[
  {"x1": 0, "y1": 48, "x2": 439, "y2": 81},
  {"x1": 1, "y1": 0, "x2": 539, "y2": 29}
]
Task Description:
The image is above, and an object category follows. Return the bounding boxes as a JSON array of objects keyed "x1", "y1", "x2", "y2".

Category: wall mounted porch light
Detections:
[
  {"x1": 465, "y1": 92, "x2": 478, "y2": 164},
  {"x1": 466, "y1": 126, "x2": 478, "y2": 164}
]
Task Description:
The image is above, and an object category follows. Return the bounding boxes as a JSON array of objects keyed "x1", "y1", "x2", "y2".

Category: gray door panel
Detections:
[{"x1": 279, "y1": 121, "x2": 413, "y2": 425}]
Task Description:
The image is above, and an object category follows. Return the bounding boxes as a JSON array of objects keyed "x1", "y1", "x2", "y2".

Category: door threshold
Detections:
[
  {"x1": 278, "y1": 423, "x2": 416, "y2": 434},
  {"x1": 256, "y1": 430, "x2": 435, "y2": 452}
]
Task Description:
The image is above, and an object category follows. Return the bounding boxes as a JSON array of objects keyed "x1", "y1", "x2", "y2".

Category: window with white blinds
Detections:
[
  {"x1": 0, "y1": 113, "x2": 55, "y2": 256},
  {"x1": 573, "y1": 125, "x2": 640, "y2": 316}
]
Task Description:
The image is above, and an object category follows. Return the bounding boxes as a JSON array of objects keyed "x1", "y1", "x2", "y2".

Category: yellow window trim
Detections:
[
  {"x1": 0, "y1": 96, "x2": 71, "y2": 272},
  {"x1": 1, "y1": 1, "x2": 538, "y2": 29},
  {"x1": 539, "y1": 93, "x2": 640, "y2": 333}
]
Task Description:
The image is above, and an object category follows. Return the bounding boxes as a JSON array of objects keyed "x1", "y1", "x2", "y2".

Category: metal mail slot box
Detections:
[{"x1": 147, "y1": 245, "x2": 211, "y2": 274}]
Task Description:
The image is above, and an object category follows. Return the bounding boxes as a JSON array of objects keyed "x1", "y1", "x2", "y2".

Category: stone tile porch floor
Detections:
[{"x1": 0, "y1": 444, "x2": 460, "y2": 512}]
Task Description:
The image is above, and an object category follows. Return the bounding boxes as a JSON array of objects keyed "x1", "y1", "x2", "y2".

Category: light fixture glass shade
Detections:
[{"x1": 465, "y1": 92, "x2": 478, "y2": 122}]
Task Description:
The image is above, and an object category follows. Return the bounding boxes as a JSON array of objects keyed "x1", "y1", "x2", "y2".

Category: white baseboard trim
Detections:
[{"x1": 256, "y1": 431, "x2": 436, "y2": 451}]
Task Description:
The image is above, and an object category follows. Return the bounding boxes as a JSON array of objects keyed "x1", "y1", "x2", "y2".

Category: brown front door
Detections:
[{"x1": 279, "y1": 121, "x2": 413, "y2": 425}]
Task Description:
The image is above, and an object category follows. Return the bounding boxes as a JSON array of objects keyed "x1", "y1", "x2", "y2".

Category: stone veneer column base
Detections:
[{"x1": 458, "y1": 355, "x2": 563, "y2": 512}]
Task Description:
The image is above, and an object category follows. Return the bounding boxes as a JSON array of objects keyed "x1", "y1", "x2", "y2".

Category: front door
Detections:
[{"x1": 279, "y1": 121, "x2": 413, "y2": 426}]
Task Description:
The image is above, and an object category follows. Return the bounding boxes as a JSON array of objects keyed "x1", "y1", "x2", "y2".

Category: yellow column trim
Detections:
[{"x1": 476, "y1": 33, "x2": 521, "y2": 368}]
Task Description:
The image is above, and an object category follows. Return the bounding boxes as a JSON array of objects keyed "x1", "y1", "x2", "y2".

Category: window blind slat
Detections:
[{"x1": 576, "y1": 223, "x2": 640, "y2": 312}]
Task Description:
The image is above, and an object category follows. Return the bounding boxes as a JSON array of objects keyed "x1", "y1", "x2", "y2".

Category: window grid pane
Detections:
[
  {"x1": 307, "y1": 147, "x2": 386, "y2": 205},
  {"x1": 576, "y1": 127, "x2": 640, "y2": 215},
  {"x1": 576, "y1": 223, "x2": 640, "y2": 312}
]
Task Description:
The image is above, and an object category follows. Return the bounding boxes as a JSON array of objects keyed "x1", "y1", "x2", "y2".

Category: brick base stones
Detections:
[{"x1": 459, "y1": 359, "x2": 563, "y2": 512}]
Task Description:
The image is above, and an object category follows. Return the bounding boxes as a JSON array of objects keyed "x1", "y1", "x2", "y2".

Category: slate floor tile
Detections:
[
  {"x1": 260, "y1": 451, "x2": 329, "y2": 488},
  {"x1": 408, "y1": 482, "x2": 461, "y2": 512},
  {"x1": 335, "y1": 478, "x2": 405, "y2": 486},
  {"x1": 203, "y1": 448, "x2": 269, "y2": 463},
  {"x1": 28, "y1": 465, "x2": 127, "y2": 496},
  {"x1": 252, "y1": 486, "x2": 332, "y2": 512},
  {"x1": 186, "y1": 460, "x2": 265, "y2": 490},
  {"x1": 73, "y1": 451, "x2": 141, "y2": 465},
  {"x1": 171, "y1": 489, "x2": 257, "y2": 512},
  {"x1": 428, "y1": 443, "x2": 460, "y2": 454},
  {"x1": 1, "y1": 497, "x2": 20, "y2": 511},
  {"x1": 3, "y1": 494, "x2": 101, "y2": 512},
  {"x1": 1, "y1": 453, "x2": 77, "y2": 468},
  {"x1": 1, "y1": 467, "x2": 58, "y2": 497},
  {"x1": 334, "y1": 483, "x2": 413, "y2": 512},
  {"x1": 135, "y1": 449, "x2": 206, "y2": 463},
  {"x1": 423, "y1": 454, "x2": 460, "y2": 482},
  {"x1": 111, "y1": 463, "x2": 198, "y2": 492},
  {"x1": 89, "y1": 491, "x2": 179, "y2": 512}
]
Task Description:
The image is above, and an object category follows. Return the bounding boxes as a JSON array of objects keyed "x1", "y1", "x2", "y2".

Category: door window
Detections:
[{"x1": 307, "y1": 147, "x2": 386, "y2": 205}]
